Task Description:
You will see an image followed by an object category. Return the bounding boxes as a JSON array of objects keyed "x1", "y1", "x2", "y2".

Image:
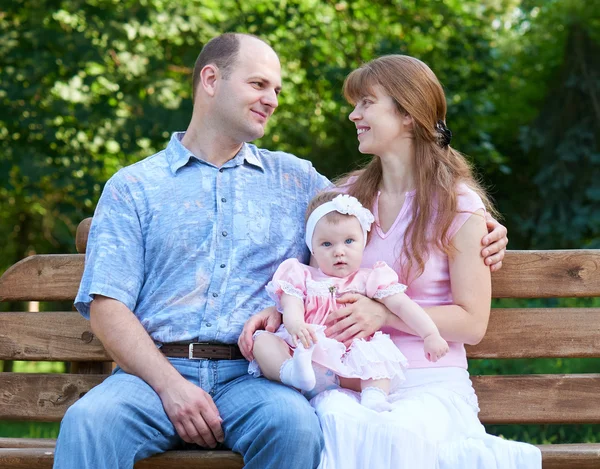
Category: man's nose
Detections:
[{"x1": 262, "y1": 89, "x2": 278, "y2": 109}]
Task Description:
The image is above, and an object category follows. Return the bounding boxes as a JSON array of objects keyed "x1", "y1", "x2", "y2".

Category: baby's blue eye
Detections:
[
  {"x1": 322, "y1": 241, "x2": 332, "y2": 247},
  {"x1": 345, "y1": 238, "x2": 354, "y2": 244}
]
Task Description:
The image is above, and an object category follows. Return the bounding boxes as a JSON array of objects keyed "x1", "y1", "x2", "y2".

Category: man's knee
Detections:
[
  {"x1": 258, "y1": 398, "x2": 324, "y2": 452},
  {"x1": 61, "y1": 395, "x2": 117, "y2": 436}
]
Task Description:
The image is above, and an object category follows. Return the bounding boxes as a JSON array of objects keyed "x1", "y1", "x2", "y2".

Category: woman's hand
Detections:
[
  {"x1": 482, "y1": 213, "x2": 508, "y2": 272},
  {"x1": 325, "y1": 293, "x2": 390, "y2": 347},
  {"x1": 238, "y1": 306, "x2": 281, "y2": 361}
]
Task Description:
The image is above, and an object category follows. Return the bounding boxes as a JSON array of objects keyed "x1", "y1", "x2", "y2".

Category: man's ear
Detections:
[{"x1": 199, "y1": 64, "x2": 219, "y2": 97}]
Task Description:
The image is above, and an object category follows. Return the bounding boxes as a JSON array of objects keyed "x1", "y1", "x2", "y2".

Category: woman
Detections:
[
  {"x1": 240, "y1": 54, "x2": 539, "y2": 468},
  {"x1": 311, "y1": 55, "x2": 541, "y2": 468}
]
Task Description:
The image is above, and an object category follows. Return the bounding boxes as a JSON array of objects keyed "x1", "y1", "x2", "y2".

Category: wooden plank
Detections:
[
  {"x1": 1, "y1": 250, "x2": 599, "y2": 303},
  {"x1": 467, "y1": 308, "x2": 600, "y2": 358},
  {"x1": 0, "y1": 373, "x2": 106, "y2": 422},
  {"x1": 75, "y1": 218, "x2": 92, "y2": 254},
  {"x1": 0, "y1": 255, "x2": 84, "y2": 302},
  {"x1": 0, "y1": 448, "x2": 244, "y2": 469},
  {"x1": 1, "y1": 307, "x2": 597, "y2": 362},
  {"x1": 0, "y1": 443, "x2": 599, "y2": 469},
  {"x1": 0, "y1": 312, "x2": 110, "y2": 361},
  {"x1": 0, "y1": 439, "x2": 55, "y2": 449},
  {"x1": 1, "y1": 373, "x2": 599, "y2": 425},
  {"x1": 474, "y1": 374, "x2": 600, "y2": 424},
  {"x1": 541, "y1": 444, "x2": 600, "y2": 469},
  {"x1": 492, "y1": 250, "x2": 600, "y2": 298}
]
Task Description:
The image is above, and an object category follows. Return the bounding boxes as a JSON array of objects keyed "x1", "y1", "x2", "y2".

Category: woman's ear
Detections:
[{"x1": 402, "y1": 113, "x2": 414, "y2": 130}]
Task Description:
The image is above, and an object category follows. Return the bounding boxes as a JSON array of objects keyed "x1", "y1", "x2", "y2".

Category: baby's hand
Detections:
[
  {"x1": 423, "y1": 334, "x2": 449, "y2": 362},
  {"x1": 285, "y1": 318, "x2": 318, "y2": 349}
]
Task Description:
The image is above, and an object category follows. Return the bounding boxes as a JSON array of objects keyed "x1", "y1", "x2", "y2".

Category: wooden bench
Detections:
[{"x1": 0, "y1": 218, "x2": 599, "y2": 468}]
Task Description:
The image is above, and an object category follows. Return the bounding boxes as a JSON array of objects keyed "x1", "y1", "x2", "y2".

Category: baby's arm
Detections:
[
  {"x1": 281, "y1": 293, "x2": 318, "y2": 348},
  {"x1": 378, "y1": 293, "x2": 449, "y2": 362}
]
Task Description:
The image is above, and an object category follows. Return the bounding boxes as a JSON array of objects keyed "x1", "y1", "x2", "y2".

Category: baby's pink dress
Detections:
[{"x1": 249, "y1": 258, "x2": 409, "y2": 387}]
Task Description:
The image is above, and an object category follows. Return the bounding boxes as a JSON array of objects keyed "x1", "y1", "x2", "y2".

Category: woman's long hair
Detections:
[{"x1": 337, "y1": 55, "x2": 498, "y2": 280}]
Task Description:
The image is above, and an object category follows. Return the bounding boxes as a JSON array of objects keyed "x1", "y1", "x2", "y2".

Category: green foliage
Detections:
[
  {"x1": 0, "y1": 0, "x2": 518, "y2": 272},
  {"x1": 486, "y1": 0, "x2": 600, "y2": 249}
]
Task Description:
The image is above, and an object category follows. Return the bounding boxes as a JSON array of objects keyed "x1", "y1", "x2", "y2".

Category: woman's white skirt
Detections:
[{"x1": 311, "y1": 367, "x2": 541, "y2": 469}]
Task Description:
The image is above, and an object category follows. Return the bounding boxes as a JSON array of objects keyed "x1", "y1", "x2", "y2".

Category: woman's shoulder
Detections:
[{"x1": 455, "y1": 182, "x2": 485, "y2": 213}]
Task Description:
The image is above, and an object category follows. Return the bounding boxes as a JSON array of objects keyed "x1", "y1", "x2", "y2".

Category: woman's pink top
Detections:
[
  {"x1": 360, "y1": 183, "x2": 486, "y2": 369},
  {"x1": 267, "y1": 259, "x2": 407, "y2": 327}
]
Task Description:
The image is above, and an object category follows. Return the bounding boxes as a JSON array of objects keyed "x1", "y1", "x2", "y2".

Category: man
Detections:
[{"x1": 54, "y1": 33, "x2": 507, "y2": 469}]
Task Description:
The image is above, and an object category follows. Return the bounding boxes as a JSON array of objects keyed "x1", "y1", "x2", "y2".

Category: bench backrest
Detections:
[{"x1": 0, "y1": 218, "x2": 599, "y2": 424}]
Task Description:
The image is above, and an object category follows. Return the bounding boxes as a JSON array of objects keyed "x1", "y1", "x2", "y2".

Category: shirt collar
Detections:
[{"x1": 166, "y1": 132, "x2": 265, "y2": 174}]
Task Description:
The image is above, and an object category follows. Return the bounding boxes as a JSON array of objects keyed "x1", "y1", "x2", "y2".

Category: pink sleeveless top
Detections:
[{"x1": 360, "y1": 183, "x2": 485, "y2": 369}]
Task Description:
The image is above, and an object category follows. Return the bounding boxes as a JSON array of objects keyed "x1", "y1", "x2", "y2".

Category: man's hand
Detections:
[
  {"x1": 238, "y1": 306, "x2": 281, "y2": 361},
  {"x1": 325, "y1": 293, "x2": 389, "y2": 347},
  {"x1": 159, "y1": 378, "x2": 224, "y2": 448},
  {"x1": 482, "y1": 213, "x2": 508, "y2": 272}
]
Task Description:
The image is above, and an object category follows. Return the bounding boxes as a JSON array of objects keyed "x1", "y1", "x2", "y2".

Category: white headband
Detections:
[{"x1": 305, "y1": 194, "x2": 375, "y2": 253}]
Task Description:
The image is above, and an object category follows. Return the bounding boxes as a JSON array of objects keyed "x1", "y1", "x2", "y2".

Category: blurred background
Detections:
[{"x1": 1, "y1": 0, "x2": 599, "y2": 444}]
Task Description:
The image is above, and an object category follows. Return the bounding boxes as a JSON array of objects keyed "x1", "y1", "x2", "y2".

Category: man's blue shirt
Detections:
[{"x1": 75, "y1": 132, "x2": 331, "y2": 344}]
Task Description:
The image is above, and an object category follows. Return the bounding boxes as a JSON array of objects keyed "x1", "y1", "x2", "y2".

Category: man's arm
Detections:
[{"x1": 90, "y1": 295, "x2": 224, "y2": 448}]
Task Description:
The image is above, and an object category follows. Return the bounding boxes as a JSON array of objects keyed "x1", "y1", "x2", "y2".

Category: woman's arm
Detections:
[
  {"x1": 423, "y1": 209, "x2": 492, "y2": 344},
  {"x1": 328, "y1": 210, "x2": 491, "y2": 346}
]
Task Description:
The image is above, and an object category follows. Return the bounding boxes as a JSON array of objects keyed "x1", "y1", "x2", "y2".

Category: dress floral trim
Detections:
[{"x1": 265, "y1": 279, "x2": 305, "y2": 312}]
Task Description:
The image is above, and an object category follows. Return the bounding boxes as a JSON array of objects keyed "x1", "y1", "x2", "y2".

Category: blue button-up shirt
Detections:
[{"x1": 75, "y1": 132, "x2": 331, "y2": 344}]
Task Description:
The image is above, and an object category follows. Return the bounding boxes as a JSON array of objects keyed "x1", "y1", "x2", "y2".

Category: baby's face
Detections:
[{"x1": 311, "y1": 215, "x2": 364, "y2": 278}]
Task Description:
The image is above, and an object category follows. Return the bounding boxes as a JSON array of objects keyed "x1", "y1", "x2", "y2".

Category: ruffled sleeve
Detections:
[
  {"x1": 265, "y1": 258, "x2": 309, "y2": 312},
  {"x1": 365, "y1": 261, "x2": 408, "y2": 300}
]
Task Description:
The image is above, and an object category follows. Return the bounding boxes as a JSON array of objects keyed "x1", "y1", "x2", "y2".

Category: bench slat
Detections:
[
  {"x1": 492, "y1": 250, "x2": 600, "y2": 298},
  {"x1": 0, "y1": 255, "x2": 84, "y2": 302},
  {"x1": 2, "y1": 250, "x2": 600, "y2": 302},
  {"x1": 0, "y1": 447, "x2": 244, "y2": 469},
  {"x1": 474, "y1": 374, "x2": 600, "y2": 424},
  {"x1": 467, "y1": 307, "x2": 600, "y2": 358},
  {"x1": 0, "y1": 373, "x2": 106, "y2": 422},
  {"x1": 1, "y1": 373, "x2": 599, "y2": 424},
  {"x1": 0, "y1": 442, "x2": 598, "y2": 468},
  {"x1": 0, "y1": 308, "x2": 597, "y2": 362},
  {"x1": 0, "y1": 312, "x2": 110, "y2": 361}
]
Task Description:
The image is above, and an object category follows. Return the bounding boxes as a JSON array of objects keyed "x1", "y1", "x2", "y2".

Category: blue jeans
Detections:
[{"x1": 54, "y1": 358, "x2": 323, "y2": 468}]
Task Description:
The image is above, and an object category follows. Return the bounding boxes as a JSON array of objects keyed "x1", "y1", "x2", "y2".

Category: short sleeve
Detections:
[
  {"x1": 74, "y1": 173, "x2": 145, "y2": 319},
  {"x1": 307, "y1": 164, "x2": 333, "y2": 200},
  {"x1": 447, "y1": 183, "x2": 486, "y2": 241},
  {"x1": 265, "y1": 258, "x2": 309, "y2": 312},
  {"x1": 365, "y1": 261, "x2": 407, "y2": 299}
]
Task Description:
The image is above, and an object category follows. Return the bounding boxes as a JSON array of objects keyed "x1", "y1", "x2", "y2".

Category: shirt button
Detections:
[
  {"x1": 219, "y1": 168, "x2": 224, "y2": 173},
  {"x1": 206, "y1": 323, "x2": 212, "y2": 327},
  {"x1": 222, "y1": 231, "x2": 228, "y2": 237},
  {"x1": 220, "y1": 264, "x2": 226, "y2": 268},
  {"x1": 221, "y1": 197, "x2": 227, "y2": 203},
  {"x1": 212, "y1": 292, "x2": 218, "y2": 297}
]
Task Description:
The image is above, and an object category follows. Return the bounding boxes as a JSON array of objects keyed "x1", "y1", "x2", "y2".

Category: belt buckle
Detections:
[{"x1": 188, "y1": 342, "x2": 210, "y2": 360}]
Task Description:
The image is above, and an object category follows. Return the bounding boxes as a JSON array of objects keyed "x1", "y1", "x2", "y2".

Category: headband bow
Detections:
[{"x1": 305, "y1": 194, "x2": 375, "y2": 253}]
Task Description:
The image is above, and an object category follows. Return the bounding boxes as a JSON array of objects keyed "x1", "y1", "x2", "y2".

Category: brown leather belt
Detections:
[{"x1": 160, "y1": 343, "x2": 244, "y2": 360}]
